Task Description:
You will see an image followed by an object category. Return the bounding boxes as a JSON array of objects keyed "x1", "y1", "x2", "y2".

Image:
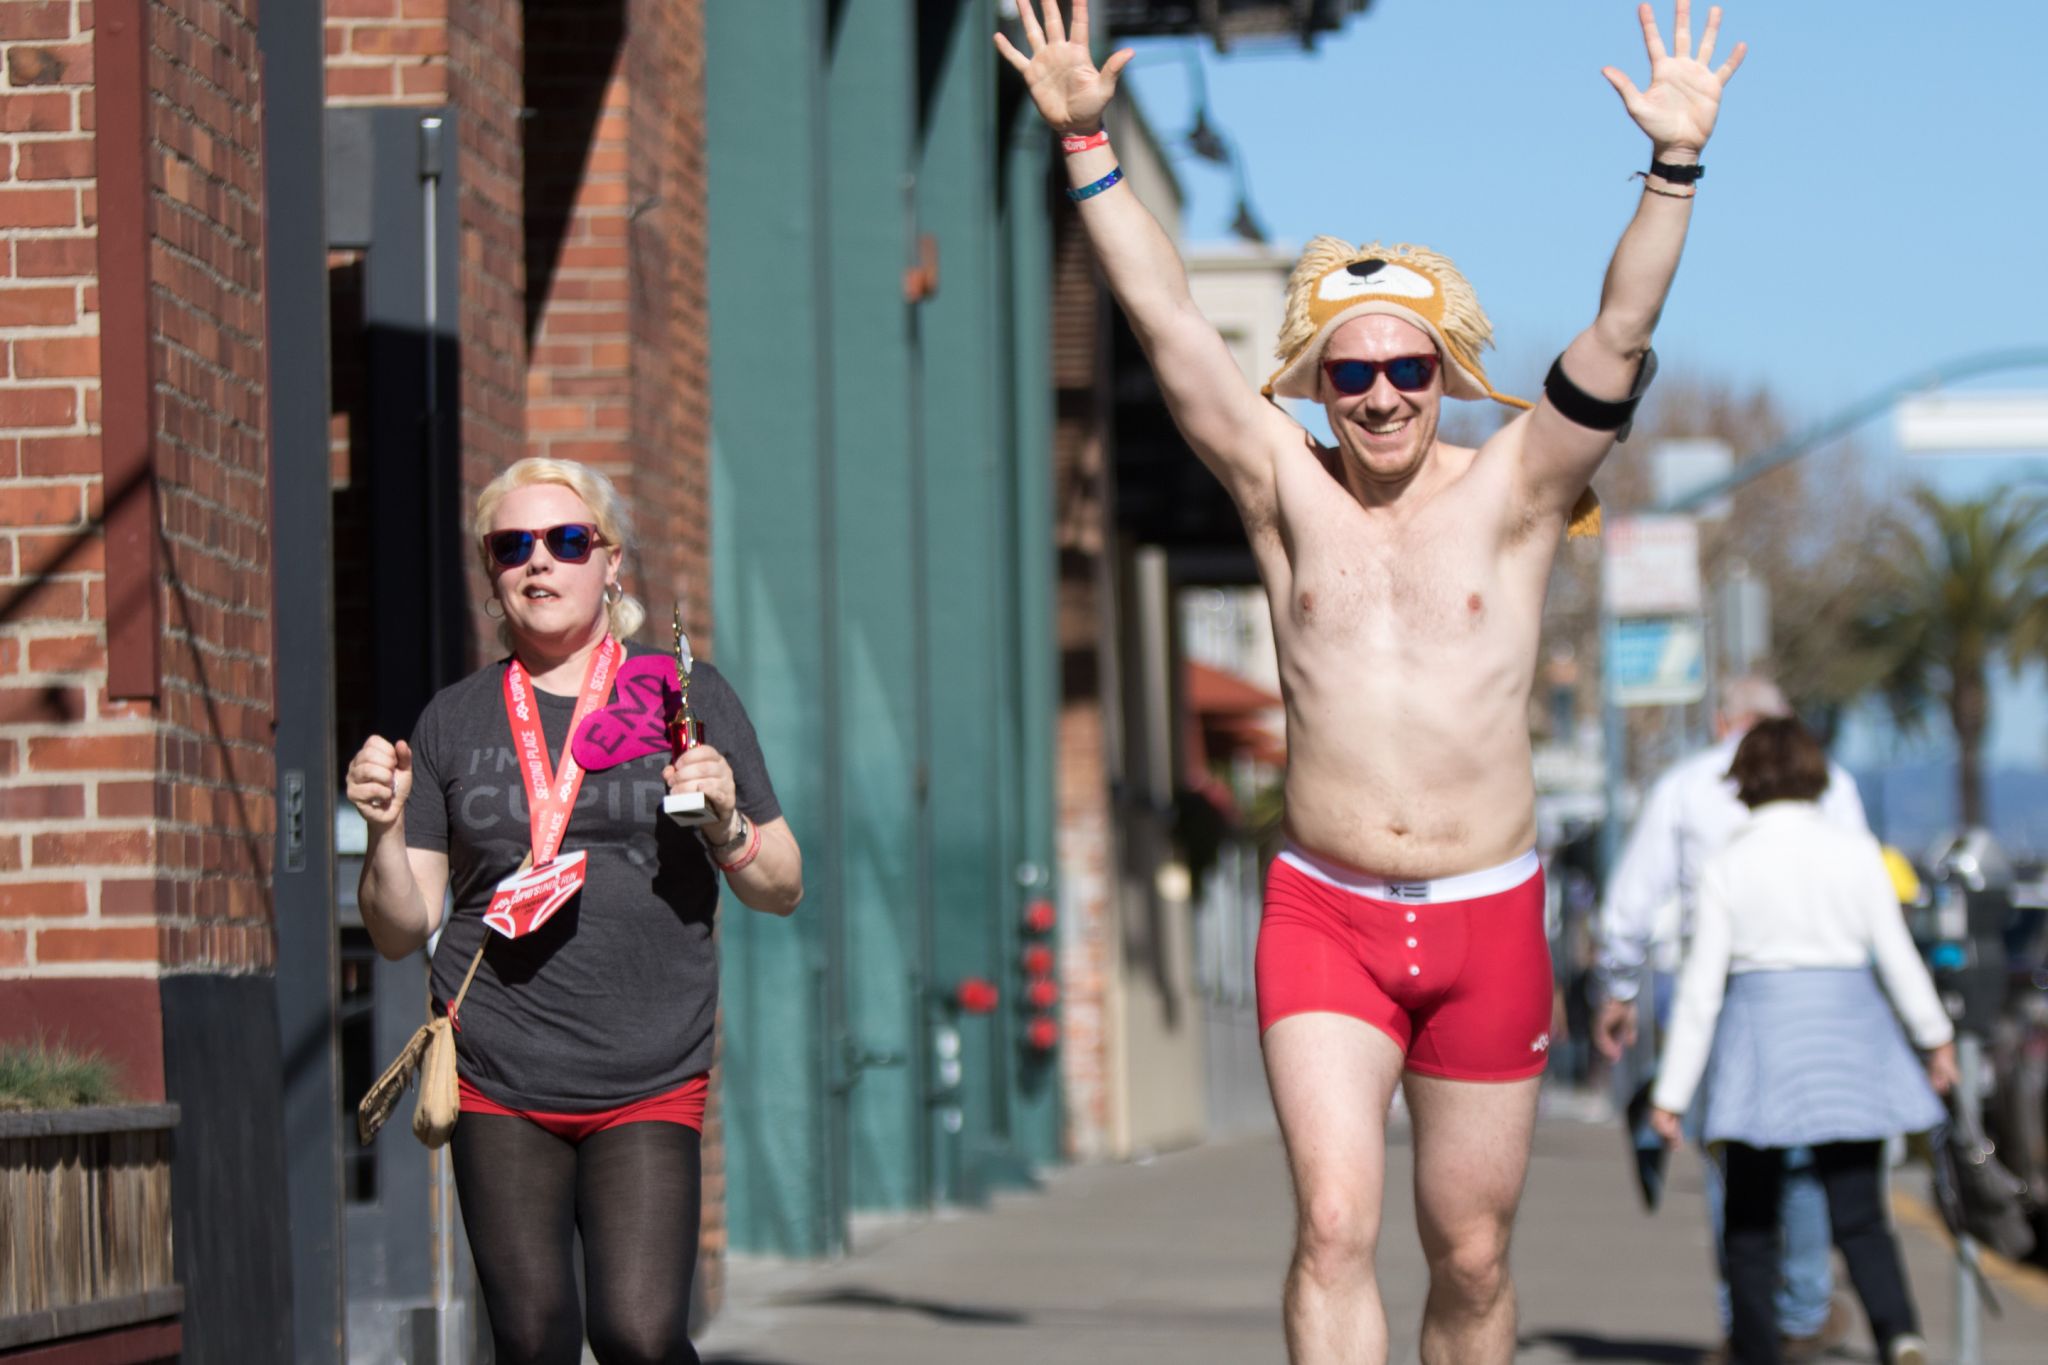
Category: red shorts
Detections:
[
  {"x1": 458, "y1": 1074, "x2": 709, "y2": 1142},
  {"x1": 1256, "y1": 844, "x2": 1553, "y2": 1082}
]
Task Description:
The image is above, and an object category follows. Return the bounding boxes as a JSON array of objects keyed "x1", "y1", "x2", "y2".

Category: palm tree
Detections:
[{"x1": 1844, "y1": 488, "x2": 2048, "y2": 829}]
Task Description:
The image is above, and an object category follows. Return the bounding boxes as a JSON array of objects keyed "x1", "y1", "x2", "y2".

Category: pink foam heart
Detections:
[{"x1": 572, "y1": 654, "x2": 679, "y2": 770}]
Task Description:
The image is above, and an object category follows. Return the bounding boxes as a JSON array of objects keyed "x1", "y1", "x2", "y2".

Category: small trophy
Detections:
[{"x1": 662, "y1": 603, "x2": 713, "y2": 827}]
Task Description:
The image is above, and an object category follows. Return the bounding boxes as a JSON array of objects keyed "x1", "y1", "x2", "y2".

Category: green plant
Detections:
[{"x1": 0, "y1": 1037, "x2": 123, "y2": 1111}]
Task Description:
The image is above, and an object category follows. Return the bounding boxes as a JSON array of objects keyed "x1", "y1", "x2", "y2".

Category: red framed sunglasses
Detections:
[
  {"x1": 485, "y1": 523, "x2": 605, "y2": 568},
  {"x1": 1322, "y1": 354, "x2": 1439, "y2": 396}
]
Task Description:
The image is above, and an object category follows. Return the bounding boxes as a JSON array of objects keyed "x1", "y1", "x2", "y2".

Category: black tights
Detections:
[
  {"x1": 1722, "y1": 1141, "x2": 1917, "y2": 1365},
  {"x1": 450, "y1": 1115, "x2": 702, "y2": 1365}
]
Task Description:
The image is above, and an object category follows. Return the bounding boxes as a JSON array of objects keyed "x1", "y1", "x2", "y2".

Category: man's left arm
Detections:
[{"x1": 1516, "y1": 3, "x2": 1748, "y2": 519}]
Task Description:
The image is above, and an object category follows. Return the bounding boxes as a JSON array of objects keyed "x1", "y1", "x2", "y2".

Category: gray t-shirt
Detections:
[{"x1": 404, "y1": 644, "x2": 780, "y2": 1111}]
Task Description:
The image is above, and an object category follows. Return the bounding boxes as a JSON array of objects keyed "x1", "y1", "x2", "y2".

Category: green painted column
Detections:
[
  {"x1": 1002, "y1": 101, "x2": 1063, "y2": 1169},
  {"x1": 914, "y1": 0, "x2": 1016, "y2": 1204},
  {"x1": 823, "y1": 0, "x2": 930, "y2": 1215},
  {"x1": 706, "y1": 0, "x2": 842, "y2": 1257}
]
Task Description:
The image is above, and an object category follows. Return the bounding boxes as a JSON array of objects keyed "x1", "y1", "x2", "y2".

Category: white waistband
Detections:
[{"x1": 1277, "y1": 843, "x2": 1541, "y2": 904}]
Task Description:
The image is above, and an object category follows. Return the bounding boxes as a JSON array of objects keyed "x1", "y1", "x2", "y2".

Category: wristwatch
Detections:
[{"x1": 705, "y1": 813, "x2": 750, "y2": 860}]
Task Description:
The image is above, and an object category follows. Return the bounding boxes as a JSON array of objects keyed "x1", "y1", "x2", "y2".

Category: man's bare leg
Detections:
[
  {"x1": 1264, "y1": 1012, "x2": 1407, "y2": 1365},
  {"x1": 1404, "y1": 1071, "x2": 1542, "y2": 1365}
]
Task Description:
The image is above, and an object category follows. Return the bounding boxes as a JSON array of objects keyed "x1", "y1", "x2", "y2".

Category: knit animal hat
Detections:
[{"x1": 1264, "y1": 237, "x2": 1600, "y2": 538}]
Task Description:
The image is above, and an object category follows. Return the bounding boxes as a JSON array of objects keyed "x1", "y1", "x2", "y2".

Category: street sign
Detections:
[
  {"x1": 1603, "y1": 515, "x2": 1703, "y2": 616},
  {"x1": 1611, "y1": 615, "x2": 1707, "y2": 707},
  {"x1": 1898, "y1": 393, "x2": 2048, "y2": 452}
]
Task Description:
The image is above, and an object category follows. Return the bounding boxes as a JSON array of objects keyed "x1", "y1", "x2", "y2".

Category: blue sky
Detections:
[{"x1": 1119, "y1": 2, "x2": 2048, "y2": 784}]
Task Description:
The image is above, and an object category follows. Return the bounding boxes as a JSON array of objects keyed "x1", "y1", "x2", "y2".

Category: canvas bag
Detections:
[{"x1": 356, "y1": 939, "x2": 487, "y2": 1149}]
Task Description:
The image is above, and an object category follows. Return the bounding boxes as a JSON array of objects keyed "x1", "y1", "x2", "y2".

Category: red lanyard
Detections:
[{"x1": 501, "y1": 635, "x2": 620, "y2": 864}]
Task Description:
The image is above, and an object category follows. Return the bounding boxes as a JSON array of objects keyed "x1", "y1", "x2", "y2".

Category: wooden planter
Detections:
[{"x1": 0, "y1": 1105, "x2": 182, "y2": 1353}]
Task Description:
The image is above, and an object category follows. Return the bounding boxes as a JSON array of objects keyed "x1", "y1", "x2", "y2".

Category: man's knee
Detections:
[
  {"x1": 1294, "y1": 1188, "x2": 1379, "y2": 1284},
  {"x1": 1427, "y1": 1232, "x2": 1512, "y2": 1312}
]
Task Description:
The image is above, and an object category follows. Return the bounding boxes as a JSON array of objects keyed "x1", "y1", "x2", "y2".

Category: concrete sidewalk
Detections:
[{"x1": 698, "y1": 1099, "x2": 2048, "y2": 1364}]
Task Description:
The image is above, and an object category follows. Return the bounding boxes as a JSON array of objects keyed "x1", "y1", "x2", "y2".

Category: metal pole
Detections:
[
  {"x1": 1600, "y1": 612, "x2": 1626, "y2": 876},
  {"x1": 1954, "y1": 1031, "x2": 1985, "y2": 1365}
]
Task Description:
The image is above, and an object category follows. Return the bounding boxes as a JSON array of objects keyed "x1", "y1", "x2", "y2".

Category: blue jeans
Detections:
[
  {"x1": 1703, "y1": 1143, "x2": 1834, "y2": 1336},
  {"x1": 1651, "y1": 972, "x2": 1832, "y2": 1337}
]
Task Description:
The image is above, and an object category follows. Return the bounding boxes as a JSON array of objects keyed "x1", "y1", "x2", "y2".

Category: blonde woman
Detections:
[{"x1": 345, "y1": 458, "x2": 800, "y2": 1364}]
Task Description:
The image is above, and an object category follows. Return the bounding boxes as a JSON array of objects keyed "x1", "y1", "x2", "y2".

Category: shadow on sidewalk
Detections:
[
  {"x1": 1520, "y1": 1329, "x2": 1712, "y2": 1362},
  {"x1": 775, "y1": 1286, "x2": 1029, "y2": 1327}
]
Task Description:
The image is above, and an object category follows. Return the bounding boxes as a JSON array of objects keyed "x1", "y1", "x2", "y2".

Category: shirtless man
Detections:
[{"x1": 998, "y1": 4, "x2": 1745, "y2": 1361}]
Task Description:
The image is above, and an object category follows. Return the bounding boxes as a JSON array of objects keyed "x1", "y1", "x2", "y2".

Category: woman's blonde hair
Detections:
[{"x1": 472, "y1": 457, "x2": 646, "y2": 644}]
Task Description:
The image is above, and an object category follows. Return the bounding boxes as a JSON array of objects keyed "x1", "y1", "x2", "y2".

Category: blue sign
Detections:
[{"x1": 1611, "y1": 616, "x2": 1706, "y2": 707}]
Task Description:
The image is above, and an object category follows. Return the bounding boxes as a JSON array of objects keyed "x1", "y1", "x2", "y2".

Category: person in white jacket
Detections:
[{"x1": 1649, "y1": 718, "x2": 1956, "y2": 1365}]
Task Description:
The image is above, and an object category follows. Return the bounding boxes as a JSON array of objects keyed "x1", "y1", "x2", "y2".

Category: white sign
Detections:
[
  {"x1": 1612, "y1": 615, "x2": 1707, "y2": 707},
  {"x1": 1898, "y1": 393, "x2": 2048, "y2": 452},
  {"x1": 1652, "y1": 439, "x2": 1734, "y2": 520},
  {"x1": 1603, "y1": 515, "x2": 1703, "y2": 616}
]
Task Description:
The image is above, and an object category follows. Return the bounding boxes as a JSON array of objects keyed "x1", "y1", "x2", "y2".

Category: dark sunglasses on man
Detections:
[
  {"x1": 485, "y1": 523, "x2": 605, "y2": 569},
  {"x1": 1321, "y1": 354, "x2": 1439, "y2": 397}
]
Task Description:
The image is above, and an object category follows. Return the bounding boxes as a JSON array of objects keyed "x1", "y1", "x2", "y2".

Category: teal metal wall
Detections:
[{"x1": 707, "y1": 0, "x2": 1060, "y2": 1257}]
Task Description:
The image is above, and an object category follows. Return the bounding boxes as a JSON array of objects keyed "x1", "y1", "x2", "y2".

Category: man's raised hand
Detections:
[
  {"x1": 993, "y1": 0, "x2": 1134, "y2": 136},
  {"x1": 1602, "y1": 2, "x2": 1746, "y2": 158}
]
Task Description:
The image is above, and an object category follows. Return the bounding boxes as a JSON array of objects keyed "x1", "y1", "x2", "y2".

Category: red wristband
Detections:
[
  {"x1": 717, "y1": 817, "x2": 763, "y2": 875},
  {"x1": 1060, "y1": 129, "x2": 1108, "y2": 155}
]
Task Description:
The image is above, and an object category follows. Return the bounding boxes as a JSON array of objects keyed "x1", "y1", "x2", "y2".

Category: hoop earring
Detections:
[
  {"x1": 484, "y1": 597, "x2": 505, "y2": 619},
  {"x1": 605, "y1": 583, "x2": 624, "y2": 606}
]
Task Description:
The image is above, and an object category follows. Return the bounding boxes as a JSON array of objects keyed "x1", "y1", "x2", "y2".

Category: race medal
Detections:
[{"x1": 483, "y1": 850, "x2": 589, "y2": 939}]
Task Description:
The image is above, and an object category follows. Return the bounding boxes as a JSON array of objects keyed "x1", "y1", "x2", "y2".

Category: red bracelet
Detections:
[
  {"x1": 1060, "y1": 129, "x2": 1108, "y2": 155},
  {"x1": 716, "y1": 817, "x2": 763, "y2": 875}
]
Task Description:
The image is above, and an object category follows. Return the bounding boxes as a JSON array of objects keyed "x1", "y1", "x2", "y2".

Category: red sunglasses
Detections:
[
  {"x1": 485, "y1": 523, "x2": 605, "y2": 568},
  {"x1": 1322, "y1": 354, "x2": 1439, "y2": 396}
]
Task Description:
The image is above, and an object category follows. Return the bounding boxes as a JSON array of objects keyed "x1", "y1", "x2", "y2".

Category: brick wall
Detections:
[
  {"x1": 0, "y1": 0, "x2": 272, "y2": 1096},
  {"x1": 1050, "y1": 200, "x2": 1118, "y2": 1162}
]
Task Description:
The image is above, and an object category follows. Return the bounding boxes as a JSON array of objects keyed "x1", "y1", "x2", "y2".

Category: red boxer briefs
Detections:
[
  {"x1": 1256, "y1": 844, "x2": 1553, "y2": 1081},
  {"x1": 458, "y1": 1073, "x2": 709, "y2": 1142}
]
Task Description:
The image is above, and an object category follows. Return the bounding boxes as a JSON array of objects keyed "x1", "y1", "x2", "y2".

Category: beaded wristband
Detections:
[
  {"x1": 1060, "y1": 129, "x2": 1108, "y2": 155},
  {"x1": 1066, "y1": 166, "x2": 1123, "y2": 203}
]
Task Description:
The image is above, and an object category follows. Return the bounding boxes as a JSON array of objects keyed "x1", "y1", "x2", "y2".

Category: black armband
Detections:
[{"x1": 1543, "y1": 348, "x2": 1658, "y2": 442}]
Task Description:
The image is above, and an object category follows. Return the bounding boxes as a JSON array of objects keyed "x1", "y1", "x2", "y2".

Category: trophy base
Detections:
[{"x1": 663, "y1": 791, "x2": 713, "y2": 827}]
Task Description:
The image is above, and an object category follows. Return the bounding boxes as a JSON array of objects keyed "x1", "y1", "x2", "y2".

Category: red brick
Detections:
[
  {"x1": 0, "y1": 682, "x2": 83, "y2": 723},
  {"x1": 99, "y1": 877, "x2": 159, "y2": 917},
  {"x1": 15, "y1": 138, "x2": 91, "y2": 181},
  {"x1": 0, "y1": 782, "x2": 82, "y2": 818},
  {"x1": 1, "y1": 481, "x2": 81, "y2": 525},
  {"x1": 25, "y1": 633, "x2": 100, "y2": 673},
  {"x1": 400, "y1": 0, "x2": 448, "y2": 17},
  {"x1": 16, "y1": 529, "x2": 99, "y2": 577},
  {"x1": 348, "y1": 24, "x2": 448, "y2": 57},
  {"x1": 0, "y1": 91, "x2": 72, "y2": 134},
  {"x1": 26, "y1": 732, "x2": 152, "y2": 771},
  {"x1": 0, "y1": 636, "x2": 15, "y2": 672},
  {"x1": 0, "y1": 836, "x2": 19, "y2": 871},
  {"x1": 4, "y1": 42, "x2": 90, "y2": 87},
  {"x1": 96, "y1": 780, "x2": 153, "y2": 818},
  {"x1": 0, "y1": 282, "x2": 76, "y2": 325},
  {"x1": 18, "y1": 433, "x2": 97, "y2": 474},
  {"x1": 0, "y1": 928, "x2": 24, "y2": 966},
  {"x1": 327, "y1": 0, "x2": 399, "y2": 15},
  {"x1": 36, "y1": 924, "x2": 158, "y2": 963},
  {"x1": 32, "y1": 827, "x2": 151, "y2": 865},
  {"x1": 398, "y1": 63, "x2": 447, "y2": 98},
  {"x1": 12, "y1": 335, "x2": 97, "y2": 379},
  {"x1": 13, "y1": 236, "x2": 95, "y2": 277},
  {"x1": 324, "y1": 65, "x2": 397, "y2": 100},
  {"x1": 0, "y1": 880, "x2": 85, "y2": 917},
  {"x1": 0, "y1": 3, "x2": 72, "y2": 41},
  {"x1": 0, "y1": 186, "x2": 78, "y2": 229},
  {"x1": 0, "y1": 382, "x2": 78, "y2": 424}
]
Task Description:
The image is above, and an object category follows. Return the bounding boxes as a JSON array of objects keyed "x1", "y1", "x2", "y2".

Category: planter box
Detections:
[{"x1": 0, "y1": 1105, "x2": 182, "y2": 1353}]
